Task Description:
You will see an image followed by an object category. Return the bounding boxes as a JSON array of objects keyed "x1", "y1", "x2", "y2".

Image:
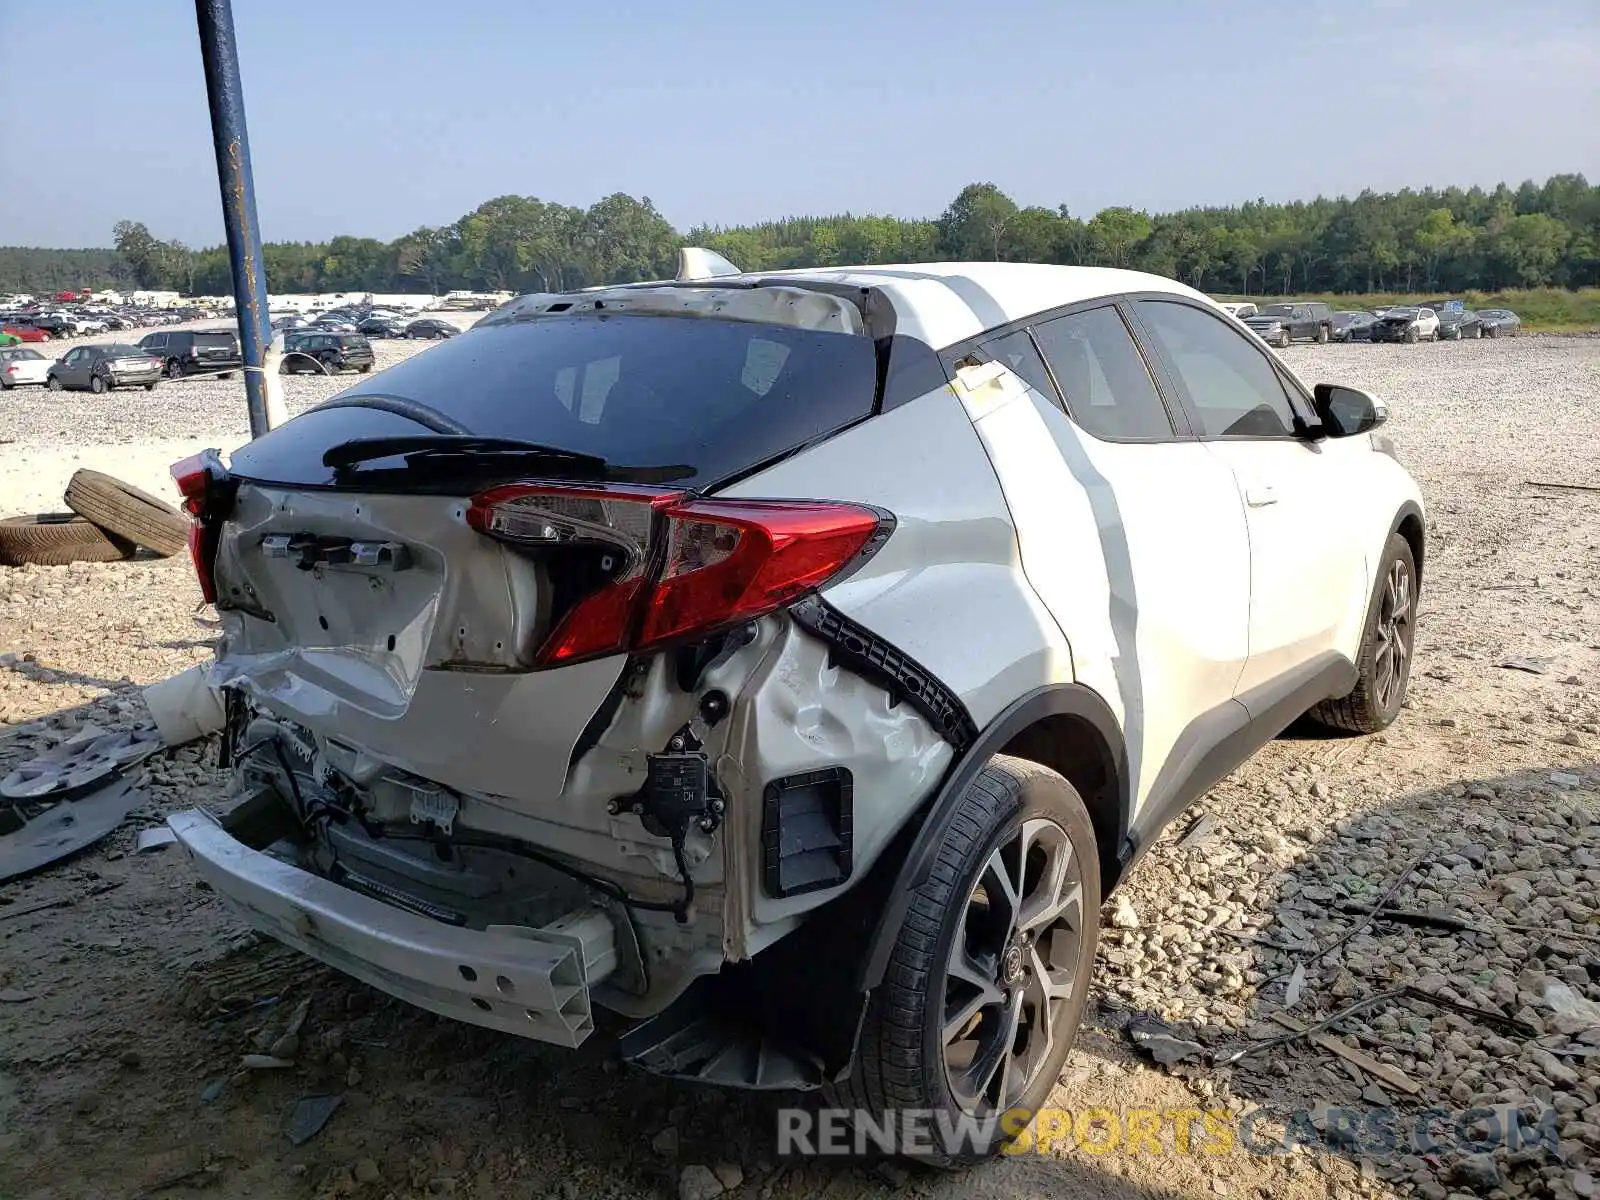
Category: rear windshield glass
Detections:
[
  {"x1": 1259, "y1": 305, "x2": 1294, "y2": 317},
  {"x1": 194, "y1": 333, "x2": 238, "y2": 348},
  {"x1": 230, "y1": 314, "x2": 880, "y2": 490},
  {"x1": 106, "y1": 344, "x2": 146, "y2": 356}
]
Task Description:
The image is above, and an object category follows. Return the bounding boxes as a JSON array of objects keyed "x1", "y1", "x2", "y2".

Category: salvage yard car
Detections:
[
  {"x1": 1478, "y1": 308, "x2": 1522, "y2": 337},
  {"x1": 46, "y1": 343, "x2": 162, "y2": 392},
  {"x1": 167, "y1": 259, "x2": 1423, "y2": 1164},
  {"x1": 1434, "y1": 307, "x2": 1482, "y2": 340},
  {"x1": 1331, "y1": 311, "x2": 1378, "y2": 342},
  {"x1": 138, "y1": 329, "x2": 243, "y2": 379},
  {"x1": 1371, "y1": 305, "x2": 1440, "y2": 343},
  {"x1": 1242, "y1": 301, "x2": 1334, "y2": 348},
  {"x1": 281, "y1": 330, "x2": 375, "y2": 374},
  {"x1": 0, "y1": 345, "x2": 52, "y2": 388}
]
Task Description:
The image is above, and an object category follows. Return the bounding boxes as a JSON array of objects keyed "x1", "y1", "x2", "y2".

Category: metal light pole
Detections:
[{"x1": 195, "y1": 0, "x2": 271, "y2": 438}]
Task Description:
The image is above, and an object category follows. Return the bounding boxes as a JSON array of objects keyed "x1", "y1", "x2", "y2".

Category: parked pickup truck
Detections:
[{"x1": 1243, "y1": 302, "x2": 1334, "y2": 348}]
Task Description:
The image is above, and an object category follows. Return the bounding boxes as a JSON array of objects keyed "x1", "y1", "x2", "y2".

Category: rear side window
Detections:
[
  {"x1": 229, "y1": 313, "x2": 881, "y2": 490},
  {"x1": 194, "y1": 333, "x2": 237, "y2": 349},
  {"x1": 1134, "y1": 300, "x2": 1298, "y2": 438},
  {"x1": 1029, "y1": 305, "x2": 1174, "y2": 440},
  {"x1": 977, "y1": 329, "x2": 1055, "y2": 399}
]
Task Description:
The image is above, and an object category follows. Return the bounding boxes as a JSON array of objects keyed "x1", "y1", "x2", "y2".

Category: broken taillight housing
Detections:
[
  {"x1": 170, "y1": 449, "x2": 231, "y2": 604},
  {"x1": 466, "y1": 482, "x2": 887, "y2": 666}
]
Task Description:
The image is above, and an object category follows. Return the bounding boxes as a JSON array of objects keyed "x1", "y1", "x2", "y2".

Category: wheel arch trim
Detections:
[{"x1": 857, "y1": 681, "x2": 1128, "y2": 992}]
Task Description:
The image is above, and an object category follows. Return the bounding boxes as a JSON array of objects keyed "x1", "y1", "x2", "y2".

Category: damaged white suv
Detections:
[{"x1": 168, "y1": 259, "x2": 1422, "y2": 1162}]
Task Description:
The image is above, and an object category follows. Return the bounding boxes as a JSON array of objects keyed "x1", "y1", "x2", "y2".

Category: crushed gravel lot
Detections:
[{"x1": 0, "y1": 334, "x2": 1596, "y2": 1200}]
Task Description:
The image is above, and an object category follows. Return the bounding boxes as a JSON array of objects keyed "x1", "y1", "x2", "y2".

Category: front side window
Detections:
[
  {"x1": 1134, "y1": 300, "x2": 1298, "y2": 438},
  {"x1": 1029, "y1": 305, "x2": 1174, "y2": 440}
]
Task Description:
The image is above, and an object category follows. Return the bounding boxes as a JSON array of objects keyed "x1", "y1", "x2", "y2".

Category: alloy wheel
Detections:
[
  {"x1": 1373, "y1": 558, "x2": 1414, "y2": 710},
  {"x1": 942, "y1": 817, "x2": 1084, "y2": 1114}
]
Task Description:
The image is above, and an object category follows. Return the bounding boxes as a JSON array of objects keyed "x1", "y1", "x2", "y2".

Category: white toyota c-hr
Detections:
[{"x1": 168, "y1": 256, "x2": 1423, "y2": 1163}]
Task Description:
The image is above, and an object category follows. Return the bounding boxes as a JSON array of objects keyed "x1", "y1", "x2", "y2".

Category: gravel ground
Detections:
[{"x1": 0, "y1": 335, "x2": 1596, "y2": 1200}]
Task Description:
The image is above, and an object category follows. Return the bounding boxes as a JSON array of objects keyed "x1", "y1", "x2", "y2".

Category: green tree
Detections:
[
  {"x1": 1086, "y1": 207, "x2": 1151, "y2": 268},
  {"x1": 938, "y1": 183, "x2": 1018, "y2": 260}
]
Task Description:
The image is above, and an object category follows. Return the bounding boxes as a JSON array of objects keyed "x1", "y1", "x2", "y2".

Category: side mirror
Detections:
[{"x1": 1314, "y1": 384, "x2": 1388, "y2": 437}]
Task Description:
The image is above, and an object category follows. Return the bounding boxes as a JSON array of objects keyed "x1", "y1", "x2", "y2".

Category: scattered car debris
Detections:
[
  {"x1": 240, "y1": 1054, "x2": 294, "y2": 1070},
  {"x1": 0, "y1": 724, "x2": 162, "y2": 801},
  {"x1": 1284, "y1": 963, "x2": 1307, "y2": 1009},
  {"x1": 136, "y1": 827, "x2": 177, "y2": 853},
  {"x1": 0, "y1": 777, "x2": 146, "y2": 882},
  {"x1": 1266, "y1": 1011, "x2": 1422, "y2": 1095},
  {"x1": 0, "y1": 881, "x2": 121, "y2": 923},
  {"x1": 141, "y1": 665, "x2": 226, "y2": 749},
  {"x1": 1497, "y1": 656, "x2": 1553, "y2": 674},
  {"x1": 0, "y1": 987, "x2": 40, "y2": 1003},
  {"x1": 1125, "y1": 1015, "x2": 1206, "y2": 1066},
  {"x1": 1176, "y1": 812, "x2": 1220, "y2": 851},
  {"x1": 286, "y1": 1094, "x2": 342, "y2": 1146}
]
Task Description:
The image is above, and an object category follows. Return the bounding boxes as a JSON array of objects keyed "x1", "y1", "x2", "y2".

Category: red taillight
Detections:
[
  {"x1": 171, "y1": 450, "x2": 229, "y2": 604},
  {"x1": 467, "y1": 483, "x2": 885, "y2": 666}
]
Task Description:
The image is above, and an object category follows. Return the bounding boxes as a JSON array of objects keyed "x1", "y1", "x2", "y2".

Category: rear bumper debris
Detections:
[{"x1": 167, "y1": 809, "x2": 617, "y2": 1047}]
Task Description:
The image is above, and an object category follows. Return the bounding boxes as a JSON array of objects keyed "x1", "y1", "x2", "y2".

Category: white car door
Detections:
[
  {"x1": 1131, "y1": 298, "x2": 1371, "y2": 700},
  {"x1": 955, "y1": 302, "x2": 1251, "y2": 815},
  {"x1": 1418, "y1": 308, "x2": 1438, "y2": 340}
]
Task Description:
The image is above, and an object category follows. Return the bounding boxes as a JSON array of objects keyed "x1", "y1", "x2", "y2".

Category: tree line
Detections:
[{"x1": 1, "y1": 174, "x2": 1596, "y2": 298}]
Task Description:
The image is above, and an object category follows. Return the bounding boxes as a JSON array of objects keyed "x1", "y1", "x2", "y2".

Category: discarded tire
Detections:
[
  {"x1": 0, "y1": 514, "x2": 138, "y2": 567},
  {"x1": 63, "y1": 469, "x2": 189, "y2": 558}
]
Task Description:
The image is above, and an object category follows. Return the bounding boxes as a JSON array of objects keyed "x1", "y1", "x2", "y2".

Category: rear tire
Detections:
[
  {"x1": 1315, "y1": 324, "x2": 1329, "y2": 344},
  {"x1": 1309, "y1": 532, "x2": 1417, "y2": 735},
  {"x1": 144, "y1": 382, "x2": 157, "y2": 391},
  {"x1": 1485, "y1": 325, "x2": 1498, "y2": 338},
  {"x1": 166, "y1": 359, "x2": 184, "y2": 380},
  {"x1": 826, "y1": 755, "x2": 1101, "y2": 1166},
  {"x1": 90, "y1": 373, "x2": 107, "y2": 395}
]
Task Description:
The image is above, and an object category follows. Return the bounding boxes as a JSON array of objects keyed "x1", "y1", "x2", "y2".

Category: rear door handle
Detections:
[{"x1": 1244, "y1": 484, "x2": 1278, "y2": 507}]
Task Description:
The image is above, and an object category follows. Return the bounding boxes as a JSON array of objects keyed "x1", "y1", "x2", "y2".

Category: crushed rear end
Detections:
[{"x1": 165, "y1": 285, "x2": 955, "y2": 1047}]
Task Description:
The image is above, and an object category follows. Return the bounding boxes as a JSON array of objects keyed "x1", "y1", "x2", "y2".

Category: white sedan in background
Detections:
[{"x1": 0, "y1": 346, "x2": 51, "y2": 388}]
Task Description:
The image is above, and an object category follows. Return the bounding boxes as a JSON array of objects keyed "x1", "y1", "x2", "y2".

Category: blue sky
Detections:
[{"x1": 1, "y1": 0, "x2": 1596, "y2": 248}]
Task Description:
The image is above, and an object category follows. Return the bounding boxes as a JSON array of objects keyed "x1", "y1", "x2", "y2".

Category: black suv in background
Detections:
[
  {"x1": 282, "y1": 331, "x2": 375, "y2": 374},
  {"x1": 1243, "y1": 302, "x2": 1334, "y2": 347},
  {"x1": 138, "y1": 329, "x2": 243, "y2": 379}
]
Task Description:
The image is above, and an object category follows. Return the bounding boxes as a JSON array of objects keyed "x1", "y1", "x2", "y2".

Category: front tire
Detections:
[
  {"x1": 1405, "y1": 327, "x2": 1418, "y2": 344},
  {"x1": 828, "y1": 755, "x2": 1100, "y2": 1165},
  {"x1": 47, "y1": 376, "x2": 63, "y2": 391},
  {"x1": 1309, "y1": 532, "x2": 1417, "y2": 734},
  {"x1": 1315, "y1": 324, "x2": 1329, "y2": 344}
]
